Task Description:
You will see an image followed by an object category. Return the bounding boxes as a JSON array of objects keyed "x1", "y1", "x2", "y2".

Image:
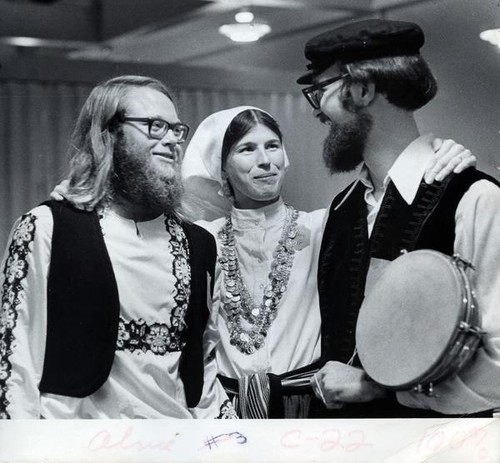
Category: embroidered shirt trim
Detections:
[{"x1": 0, "y1": 214, "x2": 37, "y2": 418}]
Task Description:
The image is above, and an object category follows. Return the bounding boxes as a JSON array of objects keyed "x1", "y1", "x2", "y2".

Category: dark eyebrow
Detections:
[{"x1": 235, "y1": 141, "x2": 256, "y2": 149}]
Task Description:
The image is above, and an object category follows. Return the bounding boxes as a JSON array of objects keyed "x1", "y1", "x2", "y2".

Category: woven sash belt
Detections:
[{"x1": 218, "y1": 361, "x2": 320, "y2": 419}]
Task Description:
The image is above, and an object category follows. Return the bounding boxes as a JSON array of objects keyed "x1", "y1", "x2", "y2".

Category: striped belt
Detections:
[{"x1": 218, "y1": 361, "x2": 320, "y2": 418}]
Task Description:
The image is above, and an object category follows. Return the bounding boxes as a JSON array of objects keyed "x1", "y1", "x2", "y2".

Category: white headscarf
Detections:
[{"x1": 182, "y1": 106, "x2": 290, "y2": 221}]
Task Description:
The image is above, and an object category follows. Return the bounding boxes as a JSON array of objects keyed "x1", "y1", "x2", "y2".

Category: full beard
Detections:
[
  {"x1": 322, "y1": 110, "x2": 373, "y2": 174},
  {"x1": 111, "y1": 134, "x2": 184, "y2": 216}
]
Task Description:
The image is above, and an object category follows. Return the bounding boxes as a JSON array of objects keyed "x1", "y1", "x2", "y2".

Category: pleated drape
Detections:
[
  {"x1": 0, "y1": 80, "x2": 334, "y2": 249},
  {"x1": 1, "y1": 81, "x2": 90, "y2": 248}
]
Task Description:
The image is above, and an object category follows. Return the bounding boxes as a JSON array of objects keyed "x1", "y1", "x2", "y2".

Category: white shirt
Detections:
[
  {"x1": 0, "y1": 206, "x2": 234, "y2": 419},
  {"x1": 351, "y1": 134, "x2": 500, "y2": 414},
  {"x1": 198, "y1": 199, "x2": 326, "y2": 378},
  {"x1": 356, "y1": 134, "x2": 441, "y2": 237}
]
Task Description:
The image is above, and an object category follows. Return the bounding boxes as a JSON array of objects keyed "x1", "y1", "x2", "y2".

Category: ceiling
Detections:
[
  {"x1": 0, "y1": 0, "x2": 498, "y2": 94},
  {"x1": 0, "y1": 0, "x2": 457, "y2": 74}
]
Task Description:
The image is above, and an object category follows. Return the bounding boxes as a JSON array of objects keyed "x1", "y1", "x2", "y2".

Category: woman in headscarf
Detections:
[{"x1": 181, "y1": 106, "x2": 474, "y2": 418}]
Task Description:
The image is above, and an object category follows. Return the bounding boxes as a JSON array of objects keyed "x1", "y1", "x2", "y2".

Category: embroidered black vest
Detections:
[
  {"x1": 318, "y1": 168, "x2": 498, "y2": 366},
  {"x1": 38, "y1": 200, "x2": 216, "y2": 408}
]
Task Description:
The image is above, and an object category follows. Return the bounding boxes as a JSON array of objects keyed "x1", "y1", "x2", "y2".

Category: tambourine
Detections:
[{"x1": 355, "y1": 249, "x2": 484, "y2": 395}]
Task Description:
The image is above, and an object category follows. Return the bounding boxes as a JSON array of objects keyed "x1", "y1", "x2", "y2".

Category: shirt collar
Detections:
[
  {"x1": 230, "y1": 197, "x2": 285, "y2": 229},
  {"x1": 337, "y1": 133, "x2": 436, "y2": 208},
  {"x1": 358, "y1": 164, "x2": 376, "y2": 191},
  {"x1": 387, "y1": 133, "x2": 435, "y2": 204}
]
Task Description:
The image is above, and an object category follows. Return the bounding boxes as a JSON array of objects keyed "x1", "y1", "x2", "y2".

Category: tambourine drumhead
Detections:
[{"x1": 355, "y1": 250, "x2": 470, "y2": 389}]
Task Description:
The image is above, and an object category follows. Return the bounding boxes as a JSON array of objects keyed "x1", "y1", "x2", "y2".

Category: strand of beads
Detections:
[{"x1": 218, "y1": 205, "x2": 299, "y2": 354}]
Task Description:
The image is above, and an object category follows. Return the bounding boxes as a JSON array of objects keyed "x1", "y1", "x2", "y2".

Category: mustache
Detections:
[{"x1": 111, "y1": 134, "x2": 184, "y2": 214}]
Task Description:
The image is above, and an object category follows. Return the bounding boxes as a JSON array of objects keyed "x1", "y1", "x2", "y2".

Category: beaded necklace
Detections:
[{"x1": 218, "y1": 204, "x2": 299, "y2": 354}]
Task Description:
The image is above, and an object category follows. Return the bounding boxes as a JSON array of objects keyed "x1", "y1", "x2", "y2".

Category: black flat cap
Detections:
[{"x1": 297, "y1": 19, "x2": 425, "y2": 84}]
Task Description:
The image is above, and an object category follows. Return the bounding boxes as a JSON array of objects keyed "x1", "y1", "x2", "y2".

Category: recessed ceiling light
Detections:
[
  {"x1": 219, "y1": 23, "x2": 271, "y2": 42},
  {"x1": 219, "y1": 10, "x2": 271, "y2": 43},
  {"x1": 479, "y1": 29, "x2": 500, "y2": 48},
  {"x1": 0, "y1": 36, "x2": 89, "y2": 49},
  {"x1": 235, "y1": 11, "x2": 254, "y2": 23},
  {"x1": 1, "y1": 36, "x2": 45, "y2": 47}
]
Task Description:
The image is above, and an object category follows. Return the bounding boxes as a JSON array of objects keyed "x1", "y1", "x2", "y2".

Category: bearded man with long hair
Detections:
[{"x1": 0, "y1": 75, "x2": 236, "y2": 419}]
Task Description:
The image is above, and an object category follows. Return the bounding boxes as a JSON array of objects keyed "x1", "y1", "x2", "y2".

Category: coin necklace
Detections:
[{"x1": 218, "y1": 204, "x2": 299, "y2": 354}]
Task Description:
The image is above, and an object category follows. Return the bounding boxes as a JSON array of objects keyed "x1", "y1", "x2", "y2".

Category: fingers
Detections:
[
  {"x1": 311, "y1": 374, "x2": 345, "y2": 409},
  {"x1": 50, "y1": 186, "x2": 65, "y2": 201},
  {"x1": 425, "y1": 140, "x2": 473, "y2": 184},
  {"x1": 453, "y1": 151, "x2": 476, "y2": 173},
  {"x1": 49, "y1": 179, "x2": 93, "y2": 211},
  {"x1": 311, "y1": 373, "x2": 327, "y2": 403},
  {"x1": 431, "y1": 137, "x2": 443, "y2": 151},
  {"x1": 325, "y1": 401, "x2": 345, "y2": 410},
  {"x1": 50, "y1": 179, "x2": 71, "y2": 201}
]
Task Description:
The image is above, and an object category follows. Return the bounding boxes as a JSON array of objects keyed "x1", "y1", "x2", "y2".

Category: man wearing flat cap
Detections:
[{"x1": 298, "y1": 19, "x2": 500, "y2": 417}]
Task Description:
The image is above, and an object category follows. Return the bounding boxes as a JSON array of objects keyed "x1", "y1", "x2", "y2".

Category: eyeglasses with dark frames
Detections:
[
  {"x1": 121, "y1": 117, "x2": 190, "y2": 143},
  {"x1": 302, "y1": 74, "x2": 349, "y2": 110}
]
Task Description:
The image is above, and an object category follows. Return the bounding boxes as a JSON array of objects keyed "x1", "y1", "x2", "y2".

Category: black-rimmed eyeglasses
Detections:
[
  {"x1": 121, "y1": 117, "x2": 190, "y2": 143},
  {"x1": 302, "y1": 74, "x2": 348, "y2": 110}
]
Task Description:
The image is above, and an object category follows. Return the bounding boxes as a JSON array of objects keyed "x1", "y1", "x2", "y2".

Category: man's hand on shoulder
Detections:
[
  {"x1": 49, "y1": 179, "x2": 70, "y2": 202},
  {"x1": 49, "y1": 179, "x2": 93, "y2": 211},
  {"x1": 425, "y1": 138, "x2": 476, "y2": 183}
]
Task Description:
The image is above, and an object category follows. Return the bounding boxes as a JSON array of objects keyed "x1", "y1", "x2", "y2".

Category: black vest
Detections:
[{"x1": 38, "y1": 200, "x2": 216, "y2": 408}]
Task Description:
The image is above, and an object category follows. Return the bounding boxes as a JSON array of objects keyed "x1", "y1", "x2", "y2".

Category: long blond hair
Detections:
[{"x1": 64, "y1": 75, "x2": 175, "y2": 210}]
